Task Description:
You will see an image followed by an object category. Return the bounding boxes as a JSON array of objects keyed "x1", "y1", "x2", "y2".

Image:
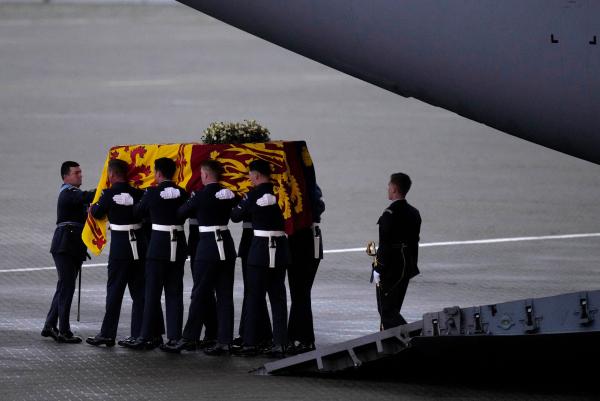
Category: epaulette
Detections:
[{"x1": 384, "y1": 208, "x2": 393, "y2": 214}]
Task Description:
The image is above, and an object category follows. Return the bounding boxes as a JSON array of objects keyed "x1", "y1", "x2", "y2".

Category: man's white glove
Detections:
[
  {"x1": 113, "y1": 193, "x2": 134, "y2": 206},
  {"x1": 256, "y1": 193, "x2": 277, "y2": 207},
  {"x1": 373, "y1": 271, "x2": 381, "y2": 285},
  {"x1": 160, "y1": 187, "x2": 181, "y2": 199},
  {"x1": 215, "y1": 188, "x2": 235, "y2": 200}
]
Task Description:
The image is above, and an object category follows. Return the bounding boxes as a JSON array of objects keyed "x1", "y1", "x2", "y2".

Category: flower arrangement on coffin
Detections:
[{"x1": 201, "y1": 120, "x2": 271, "y2": 144}]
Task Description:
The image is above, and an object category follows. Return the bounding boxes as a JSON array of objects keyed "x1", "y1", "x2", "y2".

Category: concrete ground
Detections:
[{"x1": 1, "y1": 3, "x2": 600, "y2": 400}]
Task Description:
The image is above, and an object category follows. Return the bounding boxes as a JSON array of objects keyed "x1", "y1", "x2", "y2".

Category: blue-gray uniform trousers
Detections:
[
  {"x1": 183, "y1": 258, "x2": 235, "y2": 344},
  {"x1": 46, "y1": 253, "x2": 81, "y2": 334},
  {"x1": 140, "y1": 259, "x2": 184, "y2": 340},
  {"x1": 239, "y1": 256, "x2": 273, "y2": 342},
  {"x1": 99, "y1": 258, "x2": 145, "y2": 339},
  {"x1": 288, "y1": 228, "x2": 321, "y2": 344}
]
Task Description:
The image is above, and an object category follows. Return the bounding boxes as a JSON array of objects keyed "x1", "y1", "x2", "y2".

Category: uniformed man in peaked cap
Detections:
[
  {"x1": 373, "y1": 172, "x2": 421, "y2": 329},
  {"x1": 42, "y1": 161, "x2": 95, "y2": 344},
  {"x1": 231, "y1": 159, "x2": 290, "y2": 357}
]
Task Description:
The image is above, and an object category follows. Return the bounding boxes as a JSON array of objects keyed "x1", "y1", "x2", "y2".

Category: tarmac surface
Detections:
[{"x1": 1, "y1": 3, "x2": 600, "y2": 400}]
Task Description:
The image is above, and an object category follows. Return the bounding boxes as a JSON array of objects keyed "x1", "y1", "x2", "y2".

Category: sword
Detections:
[{"x1": 366, "y1": 241, "x2": 383, "y2": 330}]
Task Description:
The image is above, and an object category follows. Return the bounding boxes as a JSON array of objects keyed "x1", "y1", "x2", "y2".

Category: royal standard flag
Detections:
[{"x1": 83, "y1": 141, "x2": 318, "y2": 256}]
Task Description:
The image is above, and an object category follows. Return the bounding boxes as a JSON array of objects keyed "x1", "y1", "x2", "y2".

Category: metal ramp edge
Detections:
[{"x1": 256, "y1": 320, "x2": 422, "y2": 375}]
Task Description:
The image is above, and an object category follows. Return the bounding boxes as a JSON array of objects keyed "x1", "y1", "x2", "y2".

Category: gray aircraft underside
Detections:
[{"x1": 176, "y1": 0, "x2": 600, "y2": 165}]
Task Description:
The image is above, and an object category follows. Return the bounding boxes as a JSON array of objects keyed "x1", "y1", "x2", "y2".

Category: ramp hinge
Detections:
[
  {"x1": 524, "y1": 301, "x2": 539, "y2": 333},
  {"x1": 579, "y1": 294, "x2": 593, "y2": 324},
  {"x1": 432, "y1": 318, "x2": 440, "y2": 336},
  {"x1": 474, "y1": 312, "x2": 484, "y2": 334}
]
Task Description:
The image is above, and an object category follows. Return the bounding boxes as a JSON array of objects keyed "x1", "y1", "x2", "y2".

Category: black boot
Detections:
[
  {"x1": 41, "y1": 325, "x2": 59, "y2": 342},
  {"x1": 86, "y1": 335, "x2": 116, "y2": 347},
  {"x1": 57, "y1": 331, "x2": 82, "y2": 344},
  {"x1": 204, "y1": 343, "x2": 230, "y2": 356}
]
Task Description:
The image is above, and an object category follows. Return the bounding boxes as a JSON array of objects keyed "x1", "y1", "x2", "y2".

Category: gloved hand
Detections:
[
  {"x1": 113, "y1": 193, "x2": 134, "y2": 206},
  {"x1": 215, "y1": 188, "x2": 235, "y2": 200},
  {"x1": 256, "y1": 193, "x2": 277, "y2": 207},
  {"x1": 160, "y1": 187, "x2": 181, "y2": 199},
  {"x1": 373, "y1": 271, "x2": 380, "y2": 285}
]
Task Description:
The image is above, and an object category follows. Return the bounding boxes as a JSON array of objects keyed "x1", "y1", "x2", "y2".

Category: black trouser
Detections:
[
  {"x1": 238, "y1": 257, "x2": 273, "y2": 343},
  {"x1": 99, "y1": 258, "x2": 145, "y2": 339},
  {"x1": 183, "y1": 258, "x2": 235, "y2": 344},
  {"x1": 376, "y1": 278, "x2": 409, "y2": 329},
  {"x1": 46, "y1": 253, "x2": 81, "y2": 334},
  {"x1": 287, "y1": 256, "x2": 320, "y2": 344},
  {"x1": 190, "y1": 258, "x2": 218, "y2": 341},
  {"x1": 244, "y1": 264, "x2": 287, "y2": 347},
  {"x1": 140, "y1": 259, "x2": 184, "y2": 340}
]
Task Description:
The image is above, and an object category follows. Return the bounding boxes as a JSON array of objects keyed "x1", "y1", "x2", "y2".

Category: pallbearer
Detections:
[
  {"x1": 85, "y1": 159, "x2": 147, "y2": 347},
  {"x1": 231, "y1": 159, "x2": 290, "y2": 357},
  {"x1": 42, "y1": 161, "x2": 95, "y2": 344},
  {"x1": 287, "y1": 184, "x2": 325, "y2": 354},
  {"x1": 124, "y1": 158, "x2": 189, "y2": 350},
  {"x1": 167, "y1": 159, "x2": 237, "y2": 355},
  {"x1": 231, "y1": 215, "x2": 273, "y2": 351}
]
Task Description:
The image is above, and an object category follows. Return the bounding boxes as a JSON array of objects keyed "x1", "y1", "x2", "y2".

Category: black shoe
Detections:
[
  {"x1": 231, "y1": 345, "x2": 260, "y2": 357},
  {"x1": 159, "y1": 339, "x2": 182, "y2": 353},
  {"x1": 197, "y1": 338, "x2": 216, "y2": 350},
  {"x1": 57, "y1": 332, "x2": 82, "y2": 344},
  {"x1": 258, "y1": 339, "x2": 274, "y2": 353},
  {"x1": 86, "y1": 335, "x2": 116, "y2": 347},
  {"x1": 263, "y1": 344, "x2": 286, "y2": 358},
  {"x1": 294, "y1": 342, "x2": 315, "y2": 355},
  {"x1": 122, "y1": 337, "x2": 148, "y2": 350},
  {"x1": 117, "y1": 336, "x2": 136, "y2": 347},
  {"x1": 145, "y1": 336, "x2": 164, "y2": 350},
  {"x1": 232, "y1": 336, "x2": 243, "y2": 347},
  {"x1": 204, "y1": 343, "x2": 230, "y2": 356},
  {"x1": 41, "y1": 326, "x2": 59, "y2": 342},
  {"x1": 175, "y1": 338, "x2": 198, "y2": 352}
]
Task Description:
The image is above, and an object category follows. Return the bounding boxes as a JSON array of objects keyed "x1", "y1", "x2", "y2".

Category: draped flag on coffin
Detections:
[{"x1": 82, "y1": 141, "x2": 318, "y2": 256}]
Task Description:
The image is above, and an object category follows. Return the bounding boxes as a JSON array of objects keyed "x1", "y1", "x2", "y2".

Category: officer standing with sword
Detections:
[{"x1": 368, "y1": 172, "x2": 421, "y2": 330}]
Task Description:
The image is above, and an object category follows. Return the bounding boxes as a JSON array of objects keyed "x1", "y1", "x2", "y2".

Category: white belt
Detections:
[
  {"x1": 198, "y1": 225, "x2": 229, "y2": 233},
  {"x1": 110, "y1": 223, "x2": 142, "y2": 260},
  {"x1": 152, "y1": 224, "x2": 184, "y2": 232},
  {"x1": 199, "y1": 226, "x2": 228, "y2": 261},
  {"x1": 254, "y1": 230, "x2": 286, "y2": 268},
  {"x1": 109, "y1": 223, "x2": 142, "y2": 231},
  {"x1": 188, "y1": 218, "x2": 199, "y2": 225},
  {"x1": 152, "y1": 224, "x2": 184, "y2": 262},
  {"x1": 253, "y1": 230, "x2": 286, "y2": 237},
  {"x1": 242, "y1": 222, "x2": 252, "y2": 229},
  {"x1": 312, "y1": 224, "x2": 322, "y2": 259}
]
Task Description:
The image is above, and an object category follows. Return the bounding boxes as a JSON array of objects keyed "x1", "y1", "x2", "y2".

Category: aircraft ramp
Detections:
[{"x1": 258, "y1": 290, "x2": 600, "y2": 376}]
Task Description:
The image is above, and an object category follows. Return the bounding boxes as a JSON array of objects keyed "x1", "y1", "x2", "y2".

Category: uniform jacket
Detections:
[
  {"x1": 134, "y1": 180, "x2": 189, "y2": 261},
  {"x1": 177, "y1": 183, "x2": 237, "y2": 262},
  {"x1": 375, "y1": 199, "x2": 421, "y2": 281},
  {"x1": 90, "y1": 181, "x2": 147, "y2": 261},
  {"x1": 231, "y1": 182, "x2": 290, "y2": 267},
  {"x1": 289, "y1": 184, "x2": 325, "y2": 261},
  {"x1": 50, "y1": 184, "x2": 95, "y2": 260}
]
